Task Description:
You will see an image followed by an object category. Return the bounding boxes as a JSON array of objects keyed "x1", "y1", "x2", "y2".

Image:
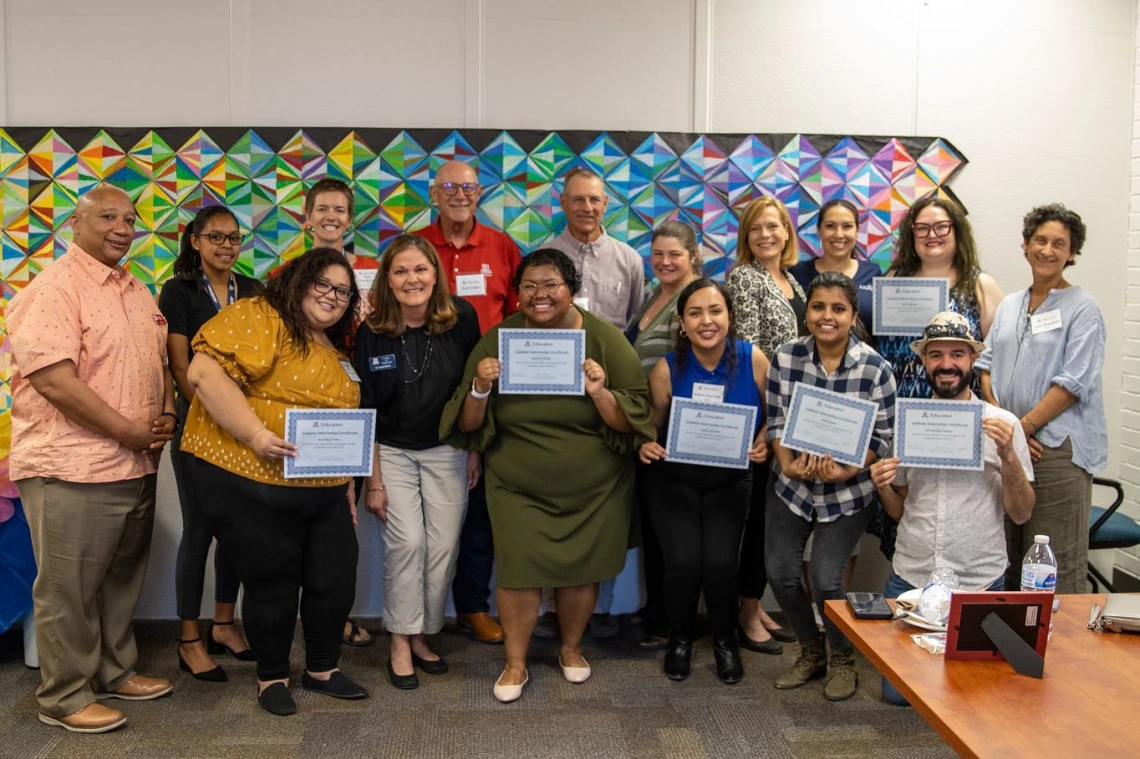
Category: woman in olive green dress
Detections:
[{"x1": 441, "y1": 248, "x2": 654, "y2": 704}]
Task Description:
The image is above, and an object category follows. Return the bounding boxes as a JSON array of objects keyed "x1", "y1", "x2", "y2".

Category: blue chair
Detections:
[{"x1": 1087, "y1": 478, "x2": 1140, "y2": 592}]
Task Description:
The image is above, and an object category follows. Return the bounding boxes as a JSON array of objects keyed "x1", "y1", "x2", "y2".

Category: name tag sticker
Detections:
[
  {"x1": 339, "y1": 360, "x2": 361, "y2": 382},
  {"x1": 369, "y1": 354, "x2": 397, "y2": 372},
  {"x1": 1030, "y1": 309, "x2": 1062, "y2": 335},
  {"x1": 691, "y1": 382, "x2": 725, "y2": 403},
  {"x1": 456, "y1": 273, "x2": 487, "y2": 297},
  {"x1": 151, "y1": 313, "x2": 168, "y2": 326},
  {"x1": 573, "y1": 296, "x2": 590, "y2": 311}
]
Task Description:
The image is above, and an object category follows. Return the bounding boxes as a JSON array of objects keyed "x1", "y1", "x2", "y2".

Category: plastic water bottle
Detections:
[{"x1": 1020, "y1": 535, "x2": 1058, "y2": 593}]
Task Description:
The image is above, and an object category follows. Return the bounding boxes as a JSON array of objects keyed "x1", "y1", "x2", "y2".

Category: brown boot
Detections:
[
  {"x1": 38, "y1": 703, "x2": 127, "y2": 734},
  {"x1": 456, "y1": 612, "x2": 504, "y2": 644},
  {"x1": 823, "y1": 647, "x2": 858, "y2": 701},
  {"x1": 774, "y1": 637, "x2": 827, "y2": 690}
]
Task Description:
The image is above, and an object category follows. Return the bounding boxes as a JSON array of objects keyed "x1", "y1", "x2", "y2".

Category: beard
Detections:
[{"x1": 929, "y1": 368, "x2": 973, "y2": 398}]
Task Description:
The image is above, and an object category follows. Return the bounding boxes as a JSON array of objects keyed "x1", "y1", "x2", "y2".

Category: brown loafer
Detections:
[
  {"x1": 39, "y1": 703, "x2": 127, "y2": 734},
  {"x1": 456, "y1": 612, "x2": 504, "y2": 644},
  {"x1": 95, "y1": 674, "x2": 173, "y2": 702}
]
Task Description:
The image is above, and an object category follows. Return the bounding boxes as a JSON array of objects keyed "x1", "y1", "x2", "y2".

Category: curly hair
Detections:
[
  {"x1": 366, "y1": 234, "x2": 458, "y2": 337},
  {"x1": 888, "y1": 196, "x2": 981, "y2": 307},
  {"x1": 1022, "y1": 203, "x2": 1086, "y2": 264},
  {"x1": 263, "y1": 248, "x2": 360, "y2": 355},
  {"x1": 173, "y1": 205, "x2": 241, "y2": 279},
  {"x1": 672, "y1": 278, "x2": 739, "y2": 377},
  {"x1": 512, "y1": 248, "x2": 582, "y2": 296}
]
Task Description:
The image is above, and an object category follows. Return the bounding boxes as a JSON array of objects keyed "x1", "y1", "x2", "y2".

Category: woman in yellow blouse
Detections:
[{"x1": 181, "y1": 248, "x2": 368, "y2": 716}]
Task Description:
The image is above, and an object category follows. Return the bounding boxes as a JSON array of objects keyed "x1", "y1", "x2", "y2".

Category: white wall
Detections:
[{"x1": 1, "y1": 0, "x2": 1134, "y2": 615}]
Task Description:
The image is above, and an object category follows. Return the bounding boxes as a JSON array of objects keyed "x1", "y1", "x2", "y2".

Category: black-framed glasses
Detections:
[
  {"x1": 437, "y1": 182, "x2": 481, "y2": 197},
  {"x1": 519, "y1": 280, "x2": 566, "y2": 297},
  {"x1": 196, "y1": 232, "x2": 245, "y2": 246},
  {"x1": 922, "y1": 322, "x2": 970, "y2": 340},
  {"x1": 913, "y1": 221, "x2": 953, "y2": 239},
  {"x1": 313, "y1": 278, "x2": 352, "y2": 303}
]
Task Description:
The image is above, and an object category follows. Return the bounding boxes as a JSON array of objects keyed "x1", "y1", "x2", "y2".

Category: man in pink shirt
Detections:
[{"x1": 8, "y1": 185, "x2": 177, "y2": 734}]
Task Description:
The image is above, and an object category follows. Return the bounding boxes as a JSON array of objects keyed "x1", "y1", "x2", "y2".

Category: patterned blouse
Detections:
[{"x1": 726, "y1": 262, "x2": 806, "y2": 360}]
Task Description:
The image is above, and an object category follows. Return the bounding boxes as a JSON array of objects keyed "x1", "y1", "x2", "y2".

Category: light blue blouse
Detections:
[{"x1": 976, "y1": 286, "x2": 1107, "y2": 474}]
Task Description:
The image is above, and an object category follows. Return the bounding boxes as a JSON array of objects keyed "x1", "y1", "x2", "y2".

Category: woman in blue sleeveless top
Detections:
[{"x1": 639, "y1": 279, "x2": 770, "y2": 685}]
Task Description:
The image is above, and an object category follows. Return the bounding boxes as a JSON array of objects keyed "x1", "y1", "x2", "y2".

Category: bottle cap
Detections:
[{"x1": 1034, "y1": 535, "x2": 1050, "y2": 544}]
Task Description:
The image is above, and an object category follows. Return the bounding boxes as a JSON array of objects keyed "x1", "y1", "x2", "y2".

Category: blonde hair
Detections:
[
  {"x1": 735, "y1": 196, "x2": 797, "y2": 269},
  {"x1": 366, "y1": 235, "x2": 458, "y2": 336}
]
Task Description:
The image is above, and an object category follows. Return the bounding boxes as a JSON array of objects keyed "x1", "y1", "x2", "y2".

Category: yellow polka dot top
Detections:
[{"x1": 181, "y1": 297, "x2": 361, "y2": 487}]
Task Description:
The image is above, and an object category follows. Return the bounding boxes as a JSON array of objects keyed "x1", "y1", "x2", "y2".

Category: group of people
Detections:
[{"x1": 7, "y1": 159, "x2": 1106, "y2": 731}]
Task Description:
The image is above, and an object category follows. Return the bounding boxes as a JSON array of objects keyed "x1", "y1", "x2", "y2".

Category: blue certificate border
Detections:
[
  {"x1": 498, "y1": 329, "x2": 585, "y2": 395},
  {"x1": 665, "y1": 398, "x2": 756, "y2": 470},
  {"x1": 872, "y1": 277, "x2": 949, "y2": 336},
  {"x1": 283, "y1": 408, "x2": 375, "y2": 478},
  {"x1": 783, "y1": 383, "x2": 877, "y2": 467},
  {"x1": 895, "y1": 399, "x2": 984, "y2": 470}
]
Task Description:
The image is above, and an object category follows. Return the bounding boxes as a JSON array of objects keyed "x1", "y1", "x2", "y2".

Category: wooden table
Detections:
[{"x1": 825, "y1": 594, "x2": 1140, "y2": 758}]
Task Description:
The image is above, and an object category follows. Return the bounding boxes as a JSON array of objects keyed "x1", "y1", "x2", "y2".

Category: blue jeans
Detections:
[{"x1": 881, "y1": 572, "x2": 1004, "y2": 705}]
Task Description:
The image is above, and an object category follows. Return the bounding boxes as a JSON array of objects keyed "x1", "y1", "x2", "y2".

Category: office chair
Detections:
[{"x1": 1087, "y1": 478, "x2": 1140, "y2": 592}]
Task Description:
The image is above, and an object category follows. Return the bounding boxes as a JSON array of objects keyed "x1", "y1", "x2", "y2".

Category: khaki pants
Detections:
[
  {"x1": 18, "y1": 475, "x2": 157, "y2": 717},
  {"x1": 1005, "y1": 439, "x2": 1093, "y2": 594},
  {"x1": 379, "y1": 445, "x2": 468, "y2": 635}
]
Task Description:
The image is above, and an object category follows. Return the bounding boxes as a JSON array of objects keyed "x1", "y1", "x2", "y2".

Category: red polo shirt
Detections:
[{"x1": 417, "y1": 220, "x2": 521, "y2": 333}]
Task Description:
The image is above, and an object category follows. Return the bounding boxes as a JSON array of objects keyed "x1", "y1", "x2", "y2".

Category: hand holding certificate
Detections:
[
  {"x1": 872, "y1": 277, "x2": 949, "y2": 336},
  {"x1": 498, "y1": 329, "x2": 586, "y2": 395},
  {"x1": 664, "y1": 398, "x2": 757, "y2": 469},
  {"x1": 283, "y1": 408, "x2": 376, "y2": 478},
  {"x1": 781, "y1": 384, "x2": 878, "y2": 468},
  {"x1": 894, "y1": 398, "x2": 984, "y2": 470}
]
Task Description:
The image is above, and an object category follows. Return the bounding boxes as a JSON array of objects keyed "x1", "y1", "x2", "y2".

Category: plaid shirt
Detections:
[{"x1": 766, "y1": 336, "x2": 896, "y2": 522}]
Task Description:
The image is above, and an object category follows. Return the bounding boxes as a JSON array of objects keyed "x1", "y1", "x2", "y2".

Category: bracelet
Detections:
[
  {"x1": 368, "y1": 485, "x2": 386, "y2": 492},
  {"x1": 470, "y1": 379, "x2": 491, "y2": 399},
  {"x1": 160, "y1": 411, "x2": 178, "y2": 420}
]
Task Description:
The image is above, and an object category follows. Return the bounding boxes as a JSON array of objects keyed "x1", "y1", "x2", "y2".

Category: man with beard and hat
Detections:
[{"x1": 868, "y1": 311, "x2": 1035, "y2": 705}]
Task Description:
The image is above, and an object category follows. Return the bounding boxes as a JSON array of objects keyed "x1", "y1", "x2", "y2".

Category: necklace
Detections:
[{"x1": 400, "y1": 331, "x2": 433, "y2": 384}]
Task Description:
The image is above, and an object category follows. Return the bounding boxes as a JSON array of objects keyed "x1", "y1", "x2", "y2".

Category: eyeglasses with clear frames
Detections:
[
  {"x1": 437, "y1": 182, "x2": 481, "y2": 197},
  {"x1": 519, "y1": 280, "x2": 566, "y2": 297},
  {"x1": 197, "y1": 232, "x2": 245, "y2": 246},
  {"x1": 313, "y1": 278, "x2": 352, "y2": 303},
  {"x1": 913, "y1": 221, "x2": 953, "y2": 239}
]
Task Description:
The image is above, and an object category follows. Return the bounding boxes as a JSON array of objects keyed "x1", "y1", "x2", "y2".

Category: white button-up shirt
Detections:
[{"x1": 892, "y1": 397, "x2": 1034, "y2": 590}]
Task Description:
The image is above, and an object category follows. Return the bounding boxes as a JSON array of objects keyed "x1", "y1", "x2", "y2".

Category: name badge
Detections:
[
  {"x1": 1030, "y1": 309, "x2": 1063, "y2": 335},
  {"x1": 573, "y1": 296, "x2": 590, "y2": 311},
  {"x1": 691, "y1": 382, "x2": 724, "y2": 403},
  {"x1": 456, "y1": 273, "x2": 487, "y2": 297},
  {"x1": 354, "y1": 268, "x2": 377, "y2": 294},
  {"x1": 369, "y1": 354, "x2": 397, "y2": 372},
  {"x1": 339, "y1": 360, "x2": 361, "y2": 382}
]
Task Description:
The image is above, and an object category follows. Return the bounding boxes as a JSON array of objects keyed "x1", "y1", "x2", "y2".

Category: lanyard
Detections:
[{"x1": 202, "y1": 273, "x2": 237, "y2": 313}]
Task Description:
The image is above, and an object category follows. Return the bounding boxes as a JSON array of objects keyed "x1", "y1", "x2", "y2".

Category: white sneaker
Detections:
[
  {"x1": 558, "y1": 656, "x2": 591, "y2": 684},
  {"x1": 493, "y1": 669, "x2": 528, "y2": 703}
]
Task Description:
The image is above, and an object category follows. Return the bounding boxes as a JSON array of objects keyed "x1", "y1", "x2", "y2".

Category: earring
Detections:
[
  {"x1": 679, "y1": 328, "x2": 688, "y2": 337},
  {"x1": 305, "y1": 224, "x2": 314, "y2": 234}
]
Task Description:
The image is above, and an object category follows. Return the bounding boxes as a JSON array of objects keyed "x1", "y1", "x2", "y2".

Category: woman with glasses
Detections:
[
  {"x1": 441, "y1": 248, "x2": 655, "y2": 704},
  {"x1": 159, "y1": 205, "x2": 260, "y2": 682},
  {"x1": 353, "y1": 235, "x2": 481, "y2": 690},
  {"x1": 180, "y1": 249, "x2": 368, "y2": 716},
  {"x1": 977, "y1": 204, "x2": 1106, "y2": 594}
]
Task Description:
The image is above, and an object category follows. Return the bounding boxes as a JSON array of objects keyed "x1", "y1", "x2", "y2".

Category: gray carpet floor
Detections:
[{"x1": 0, "y1": 618, "x2": 953, "y2": 759}]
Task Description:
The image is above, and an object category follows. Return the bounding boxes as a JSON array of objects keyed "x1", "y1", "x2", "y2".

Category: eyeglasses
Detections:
[
  {"x1": 437, "y1": 182, "x2": 481, "y2": 197},
  {"x1": 313, "y1": 278, "x2": 353, "y2": 303},
  {"x1": 519, "y1": 280, "x2": 566, "y2": 297},
  {"x1": 922, "y1": 322, "x2": 970, "y2": 340},
  {"x1": 913, "y1": 221, "x2": 953, "y2": 239},
  {"x1": 197, "y1": 232, "x2": 245, "y2": 246}
]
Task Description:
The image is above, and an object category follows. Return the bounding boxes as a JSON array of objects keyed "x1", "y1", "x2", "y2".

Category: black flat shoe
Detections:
[
  {"x1": 765, "y1": 625, "x2": 798, "y2": 643},
  {"x1": 663, "y1": 635, "x2": 692, "y2": 681},
  {"x1": 387, "y1": 660, "x2": 419, "y2": 690},
  {"x1": 177, "y1": 638, "x2": 227, "y2": 682},
  {"x1": 208, "y1": 621, "x2": 256, "y2": 662},
  {"x1": 257, "y1": 682, "x2": 296, "y2": 716},
  {"x1": 302, "y1": 671, "x2": 368, "y2": 699},
  {"x1": 411, "y1": 652, "x2": 449, "y2": 675},
  {"x1": 737, "y1": 623, "x2": 784, "y2": 655},
  {"x1": 713, "y1": 635, "x2": 744, "y2": 684}
]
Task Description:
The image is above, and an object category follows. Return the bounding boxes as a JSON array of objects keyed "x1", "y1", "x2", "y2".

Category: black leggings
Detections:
[
  {"x1": 190, "y1": 456, "x2": 358, "y2": 681},
  {"x1": 738, "y1": 461, "x2": 770, "y2": 599},
  {"x1": 645, "y1": 462, "x2": 751, "y2": 638}
]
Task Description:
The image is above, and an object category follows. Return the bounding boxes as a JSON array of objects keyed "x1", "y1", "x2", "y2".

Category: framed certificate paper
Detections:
[
  {"x1": 283, "y1": 408, "x2": 376, "y2": 478},
  {"x1": 781, "y1": 384, "x2": 878, "y2": 468},
  {"x1": 498, "y1": 329, "x2": 585, "y2": 395},
  {"x1": 872, "y1": 277, "x2": 949, "y2": 336},
  {"x1": 894, "y1": 398, "x2": 985, "y2": 470},
  {"x1": 665, "y1": 398, "x2": 757, "y2": 470}
]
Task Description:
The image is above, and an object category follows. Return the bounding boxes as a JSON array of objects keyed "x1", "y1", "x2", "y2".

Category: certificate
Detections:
[
  {"x1": 895, "y1": 398, "x2": 984, "y2": 470},
  {"x1": 665, "y1": 398, "x2": 756, "y2": 470},
  {"x1": 872, "y1": 277, "x2": 949, "y2": 336},
  {"x1": 498, "y1": 329, "x2": 585, "y2": 395},
  {"x1": 283, "y1": 408, "x2": 376, "y2": 479},
  {"x1": 781, "y1": 384, "x2": 878, "y2": 467}
]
